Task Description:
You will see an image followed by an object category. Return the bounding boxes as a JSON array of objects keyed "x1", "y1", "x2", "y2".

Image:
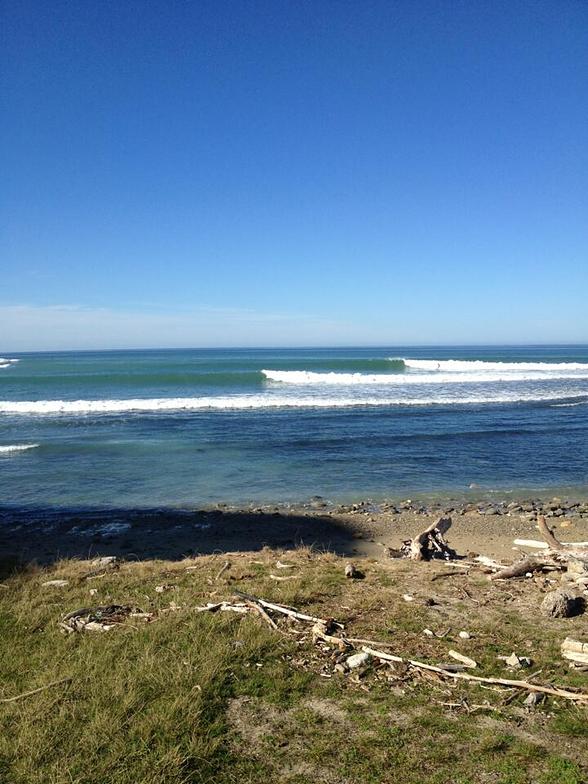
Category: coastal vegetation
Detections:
[{"x1": 1, "y1": 544, "x2": 586, "y2": 783}]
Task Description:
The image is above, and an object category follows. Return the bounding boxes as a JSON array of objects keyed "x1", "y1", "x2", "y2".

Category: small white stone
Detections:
[
  {"x1": 458, "y1": 631, "x2": 471, "y2": 640},
  {"x1": 346, "y1": 652, "x2": 371, "y2": 670}
]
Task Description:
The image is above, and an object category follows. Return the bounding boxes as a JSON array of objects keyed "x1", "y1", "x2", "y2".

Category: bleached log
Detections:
[
  {"x1": 514, "y1": 539, "x2": 588, "y2": 550},
  {"x1": 409, "y1": 516, "x2": 454, "y2": 561},
  {"x1": 489, "y1": 558, "x2": 544, "y2": 581},
  {"x1": 362, "y1": 647, "x2": 588, "y2": 704},
  {"x1": 561, "y1": 638, "x2": 588, "y2": 665}
]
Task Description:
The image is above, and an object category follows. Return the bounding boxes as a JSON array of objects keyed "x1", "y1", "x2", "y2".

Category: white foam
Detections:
[
  {"x1": 0, "y1": 392, "x2": 584, "y2": 415},
  {"x1": 262, "y1": 369, "x2": 588, "y2": 385},
  {"x1": 0, "y1": 443, "x2": 39, "y2": 453},
  {"x1": 402, "y1": 359, "x2": 588, "y2": 373}
]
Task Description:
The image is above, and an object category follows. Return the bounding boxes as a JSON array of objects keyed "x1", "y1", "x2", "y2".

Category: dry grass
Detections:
[{"x1": 0, "y1": 548, "x2": 586, "y2": 783}]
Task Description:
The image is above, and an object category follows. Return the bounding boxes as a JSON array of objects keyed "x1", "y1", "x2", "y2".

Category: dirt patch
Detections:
[{"x1": 303, "y1": 697, "x2": 350, "y2": 724}]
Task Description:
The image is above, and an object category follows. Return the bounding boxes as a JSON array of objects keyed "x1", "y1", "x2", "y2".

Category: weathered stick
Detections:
[
  {"x1": 234, "y1": 591, "x2": 331, "y2": 625},
  {"x1": 196, "y1": 601, "x2": 248, "y2": 614},
  {"x1": 1, "y1": 677, "x2": 72, "y2": 704},
  {"x1": 244, "y1": 599, "x2": 279, "y2": 630},
  {"x1": 269, "y1": 574, "x2": 301, "y2": 581},
  {"x1": 362, "y1": 647, "x2": 588, "y2": 704},
  {"x1": 214, "y1": 561, "x2": 230, "y2": 581}
]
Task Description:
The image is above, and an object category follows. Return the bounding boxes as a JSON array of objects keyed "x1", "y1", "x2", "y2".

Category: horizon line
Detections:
[{"x1": 3, "y1": 342, "x2": 588, "y2": 355}]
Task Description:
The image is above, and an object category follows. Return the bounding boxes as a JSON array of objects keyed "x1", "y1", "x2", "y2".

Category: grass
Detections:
[{"x1": 0, "y1": 549, "x2": 586, "y2": 783}]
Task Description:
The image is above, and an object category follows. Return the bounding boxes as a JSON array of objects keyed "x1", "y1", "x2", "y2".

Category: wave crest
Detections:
[
  {"x1": 0, "y1": 443, "x2": 39, "y2": 453},
  {"x1": 262, "y1": 368, "x2": 588, "y2": 384},
  {"x1": 0, "y1": 393, "x2": 586, "y2": 415},
  {"x1": 402, "y1": 359, "x2": 588, "y2": 372}
]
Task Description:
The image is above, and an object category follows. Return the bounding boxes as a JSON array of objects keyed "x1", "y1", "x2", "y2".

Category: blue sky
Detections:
[{"x1": 2, "y1": 0, "x2": 587, "y2": 350}]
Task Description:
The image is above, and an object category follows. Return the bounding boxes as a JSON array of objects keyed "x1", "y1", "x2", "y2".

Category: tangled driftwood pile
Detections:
[
  {"x1": 398, "y1": 515, "x2": 588, "y2": 615},
  {"x1": 194, "y1": 590, "x2": 588, "y2": 705}
]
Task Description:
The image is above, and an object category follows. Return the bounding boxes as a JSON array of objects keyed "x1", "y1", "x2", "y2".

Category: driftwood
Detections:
[
  {"x1": 489, "y1": 558, "x2": 544, "y2": 581},
  {"x1": 505, "y1": 518, "x2": 588, "y2": 589},
  {"x1": 269, "y1": 574, "x2": 301, "y2": 581},
  {"x1": 60, "y1": 605, "x2": 151, "y2": 633},
  {"x1": 514, "y1": 539, "x2": 588, "y2": 551},
  {"x1": 0, "y1": 677, "x2": 72, "y2": 704},
  {"x1": 537, "y1": 516, "x2": 588, "y2": 563},
  {"x1": 214, "y1": 561, "x2": 230, "y2": 581},
  {"x1": 362, "y1": 647, "x2": 588, "y2": 704},
  {"x1": 561, "y1": 638, "x2": 588, "y2": 665},
  {"x1": 244, "y1": 599, "x2": 279, "y2": 630},
  {"x1": 404, "y1": 516, "x2": 456, "y2": 561},
  {"x1": 233, "y1": 591, "x2": 335, "y2": 625},
  {"x1": 448, "y1": 650, "x2": 477, "y2": 669},
  {"x1": 196, "y1": 601, "x2": 248, "y2": 614}
]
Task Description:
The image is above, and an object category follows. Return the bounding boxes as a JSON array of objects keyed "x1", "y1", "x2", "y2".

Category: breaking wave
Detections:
[
  {"x1": 0, "y1": 358, "x2": 19, "y2": 369},
  {"x1": 0, "y1": 392, "x2": 586, "y2": 415},
  {"x1": 402, "y1": 359, "x2": 588, "y2": 373},
  {"x1": 262, "y1": 368, "x2": 588, "y2": 384},
  {"x1": 0, "y1": 443, "x2": 39, "y2": 453}
]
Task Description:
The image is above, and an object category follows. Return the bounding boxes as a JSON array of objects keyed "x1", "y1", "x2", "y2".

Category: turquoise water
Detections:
[{"x1": 1, "y1": 346, "x2": 587, "y2": 508}]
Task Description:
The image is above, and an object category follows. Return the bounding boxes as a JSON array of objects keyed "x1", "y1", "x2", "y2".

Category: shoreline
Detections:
[{"x1": 2, "y1": 493, "x2": 588, "y2": 568}]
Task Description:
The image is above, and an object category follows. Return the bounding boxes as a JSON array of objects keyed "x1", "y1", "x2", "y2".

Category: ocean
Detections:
[{"x1": 1, "y1": 346, "x2": 588, "y2": 509}]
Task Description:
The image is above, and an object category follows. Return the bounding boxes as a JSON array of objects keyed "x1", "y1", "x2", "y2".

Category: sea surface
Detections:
[{"x1": 1, "y1": 346, "x2": 588, "y2": 509}]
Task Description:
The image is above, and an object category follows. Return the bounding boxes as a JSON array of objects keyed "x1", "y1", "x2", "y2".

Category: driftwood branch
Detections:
[
  {"x1": 1, "y1": 677, "x2": 72, "y2": 704},
  {"x1": 244, "y1": 599, "x2": 279, "y2": 630},
  {"x1": 362, "y1": 647, "x2": 588, "y2": 704},
  {"x1": 537, "y1": 516, "x2": 565, "y2": 551},
  {"x1": 233, "y1": 591, "x2": 334, "y2": 625}
]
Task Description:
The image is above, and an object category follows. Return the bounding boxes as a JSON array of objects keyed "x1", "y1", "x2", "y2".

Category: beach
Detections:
[{"x1": 3, "y1": 493, "x2": 588, "y2": 568}]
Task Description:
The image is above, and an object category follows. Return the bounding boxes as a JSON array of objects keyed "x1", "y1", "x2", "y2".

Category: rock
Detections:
[
  {"x1": 345, "y1": 563, "x2": 363, "y2": 579},
  {"x1": 42, "y1": 579, "x2": 69, "y2": 587},
  {"x1": 502, "y1": 652, "x2": 532, "y2": 670},
  {"x1": 458, "y1": 631, "x2": 471, "y2": 640},
  {"x1": 523, "y1": 692, "x2": 543, "y2": 707},
  {"x1": 91, "y1": 556, "x2": 117, "y2": 568},
  {"x1": 540, "y1": 589, "x2": 585, "y2": 618},
  {"x1": 345, "y1": 652, "x2": 371, "y2": 670}
]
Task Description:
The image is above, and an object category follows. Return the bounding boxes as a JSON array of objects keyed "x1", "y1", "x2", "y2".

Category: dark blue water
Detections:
[{"x1": 1, "y1": 346, "x2": 587, "y2": 507}]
